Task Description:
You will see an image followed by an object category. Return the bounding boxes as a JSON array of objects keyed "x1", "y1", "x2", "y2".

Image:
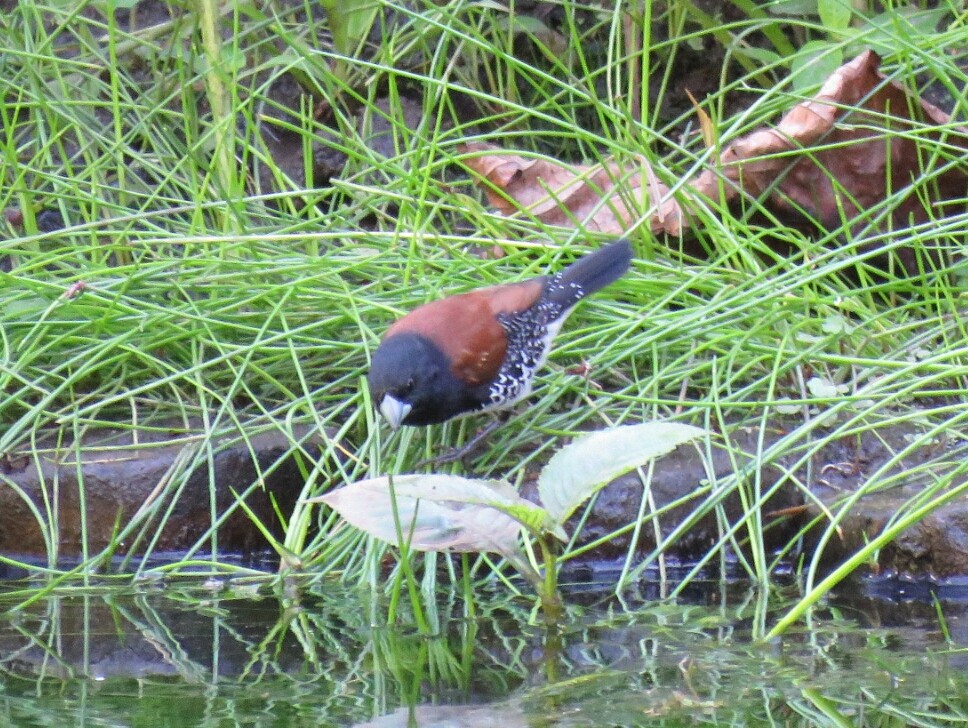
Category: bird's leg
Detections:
[{"x1": 416, "y1": 411, "x2": 512, "y2": 468}]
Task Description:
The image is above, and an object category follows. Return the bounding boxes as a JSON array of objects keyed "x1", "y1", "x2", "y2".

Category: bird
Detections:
[{"x1": 367, "y1": 239, "x2": 633, "y2": 433}]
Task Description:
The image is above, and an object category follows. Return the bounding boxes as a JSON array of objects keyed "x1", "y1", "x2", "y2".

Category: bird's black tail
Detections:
[{"x1": 545, "y1": 239, "x2": 633, "y2": 309}]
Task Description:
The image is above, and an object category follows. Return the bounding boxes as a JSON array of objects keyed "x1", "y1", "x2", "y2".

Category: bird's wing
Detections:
[{"x1": 386, "y1": 279, "x2": 544, "y2": 386}]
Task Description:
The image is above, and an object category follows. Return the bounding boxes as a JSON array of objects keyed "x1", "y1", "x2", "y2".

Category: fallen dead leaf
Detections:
[
  {"x1": 462, "y1": 50, "x2": 968, "y2": 266},
  {"x1": 460, "y1": 142, "x2": 680, "y2": 235},
  {"x1": 691, "y1": 49, "x2": 968, "y2": 240}
]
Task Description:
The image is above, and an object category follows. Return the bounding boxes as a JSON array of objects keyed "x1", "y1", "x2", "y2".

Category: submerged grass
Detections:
[
  {"x1": 1, "y1": 579, "x2": 966, "y2": 725},
  {"x1": 1, "y1": 0, "x2": 966, "y2": 632}
]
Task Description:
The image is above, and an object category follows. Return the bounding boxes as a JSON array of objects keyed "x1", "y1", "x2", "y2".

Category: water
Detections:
[{"x1": 1, "y1": 572, "x2": 967, "y2": 727}]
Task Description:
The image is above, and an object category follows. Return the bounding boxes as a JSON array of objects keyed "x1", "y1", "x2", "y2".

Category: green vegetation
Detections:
[
  {"x1": 317, "y1": 423, "x2": 705, "y2": 636},
  {"x1": 4, "y1": 582, "x2": 968, "y2": 726},
  {"x1": 2, "y1": 583, "x2": 967, "y2": 726},
  {"x1": 1, "y1": 0, "x2": 966, "y2": 638}
]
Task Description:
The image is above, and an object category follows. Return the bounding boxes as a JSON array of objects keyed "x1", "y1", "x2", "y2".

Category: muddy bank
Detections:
[
  {"x1": 0, "y1": 423, "x2": 320, "y2": 559},
  {"x1": 2, "y1": 417, "x2": 965, "y2": 579}
]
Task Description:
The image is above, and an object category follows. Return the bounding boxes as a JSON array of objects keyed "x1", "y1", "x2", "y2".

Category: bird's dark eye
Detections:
[{"x1": 402, "y1": 377, "x2": 415, "y2": 395}]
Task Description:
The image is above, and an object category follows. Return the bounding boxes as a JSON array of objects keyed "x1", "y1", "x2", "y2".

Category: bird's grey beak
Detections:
[{"x1": 379, "y1": 394, "x2": 412, "y2": 430}]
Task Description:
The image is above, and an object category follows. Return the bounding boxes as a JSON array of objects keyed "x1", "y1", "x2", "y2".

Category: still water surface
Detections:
[{"x1": 2, "y1": 571, "x2": 967, "y2": 727}]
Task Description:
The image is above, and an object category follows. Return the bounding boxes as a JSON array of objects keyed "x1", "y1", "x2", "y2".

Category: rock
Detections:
[
  {"x1": 804, "y1": 424, "x2": 968, "y2": 577},
  {"x1": 520, "y1": 419, "x2": 968, "y2": 578},
  {"x1": 0, "y1": 423, "x2": 322, "y2": 558},
  {"x1": 0, "y1": 589, "x2": 313, "y2": 680},
  {"x1": 3, "y1": 417, "x2": 963, "y2": 580},
  {"x1": 521, "y1": 426, "x2": 801, "y2": 563}
]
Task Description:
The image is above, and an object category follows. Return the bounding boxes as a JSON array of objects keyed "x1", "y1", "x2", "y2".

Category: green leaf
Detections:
[
  {"x1": 855, "y1": 7, "x2": 952, "y2": 56},
  {"x1": 788, "y1": 41, "x2": 843, "y2": 93},
  {"x1": 392, "y1": 475, "x2": 552, "y2": 537},
  {"x1": 767, "y1": 0, "x2": 818, "y2": 16},
  {"x1": 736, "y1": 46, "x2": 783, "y2": 67},
  {"x1": 492, "y1": 14, "x2": 567, "y2": 56},
  {"x1": 538, "y1": 423, "x2": 706, "y2": 527},
  {"x1": 313, "y1": 474, "x2": 547, "y2": 555},
  {"x1": 817, "y1": 0, "x2": 852, "y2": 32},
  {"x1": 319, "y1": 0, "x2": 380, "y2": 58},
  {"x1": 2, "y1": 296, "x2": 48, "y2": 320}
]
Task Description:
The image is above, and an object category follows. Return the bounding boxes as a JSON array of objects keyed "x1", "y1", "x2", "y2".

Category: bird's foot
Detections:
[{"x1": 415, "y1": 416, "x2": 507, "y2": 468}]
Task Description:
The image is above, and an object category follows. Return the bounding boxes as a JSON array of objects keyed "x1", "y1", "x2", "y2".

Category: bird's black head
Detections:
[{"x1": 368, "y1": 333, "x2": 484, "y2": 428}]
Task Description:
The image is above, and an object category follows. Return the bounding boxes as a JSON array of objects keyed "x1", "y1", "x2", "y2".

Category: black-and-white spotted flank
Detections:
[{"x1": 483, "y1": 275, "x2": 586, "y2": 410}]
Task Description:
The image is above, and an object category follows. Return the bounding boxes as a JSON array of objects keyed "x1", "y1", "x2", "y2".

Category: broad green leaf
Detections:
[
  {"x1": 821, "y1": 313, "x2": 850, "y2": 334},
  {"x1": 314, "y1": 474, "x2": 545, "y2": 555},
  {"x1": 817, "y1": 0, "x2": 852, "y2": 32},
  {"x1": 391, "y1": 475, "x2": 552, "y2": 537},
  {"x1": 538, "y1": 423, "x2": 706, "y2": 527},
  {"x1": 492, "y1": 14, "x2": 567, "y2": 56},
  {"x1": 2, "y1": 296, "x2": 48, "y2": 319}
]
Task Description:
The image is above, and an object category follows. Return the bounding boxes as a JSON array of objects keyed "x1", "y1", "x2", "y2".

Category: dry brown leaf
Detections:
[
  {"x1": 461, "y1": 50, "x2": 967, "y2": 255},
  {"x1": 459, "y1": 142, "x2": 682, "y2": 235},
  {"x1": 690, "y1": 49, "x2": 968, "y2": 238},
  {"x1": 686, "y1": 88, "x2": 717, "y2": 151}
]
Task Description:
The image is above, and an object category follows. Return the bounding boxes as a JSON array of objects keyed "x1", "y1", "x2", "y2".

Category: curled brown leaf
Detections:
[
  {"x1": 460, "y1": 142, "x2": 681, "y2": 235},
  {"x1": 691, "y1": 49, "x2": 968, "y2": 238},
  {"x1": 462, "y1": 50, "x2": 967, "y2": 258}
]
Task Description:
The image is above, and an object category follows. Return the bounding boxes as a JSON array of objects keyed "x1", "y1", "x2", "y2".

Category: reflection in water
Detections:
[{"x1": 1, "y1": 574, "x2": 968, "y2": 726}]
